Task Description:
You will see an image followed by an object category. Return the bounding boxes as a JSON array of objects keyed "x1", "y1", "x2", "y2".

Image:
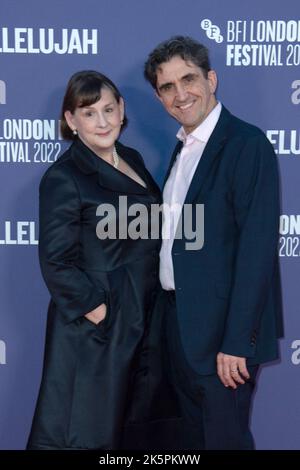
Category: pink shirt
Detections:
[{"x1": 159, "y1": 102, "x2": 222, "y2": 290}]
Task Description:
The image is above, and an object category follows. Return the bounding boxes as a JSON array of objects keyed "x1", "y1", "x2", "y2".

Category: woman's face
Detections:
[{"x1": 65, "y1": 86, "x2": 124, "y2": 158}]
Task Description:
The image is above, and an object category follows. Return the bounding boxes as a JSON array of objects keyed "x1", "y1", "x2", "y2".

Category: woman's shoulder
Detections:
[
  {"x1": 42, "y1": 144, "x2": 76, "y2": 176},
  {"x1": 40, "y1": 144, "x2": 77, "y2": 186}
]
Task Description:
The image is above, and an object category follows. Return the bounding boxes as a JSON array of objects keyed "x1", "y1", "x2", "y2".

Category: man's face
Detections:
[{"x1": 155, "y1": 56, "x2": 217, "y2": 134}]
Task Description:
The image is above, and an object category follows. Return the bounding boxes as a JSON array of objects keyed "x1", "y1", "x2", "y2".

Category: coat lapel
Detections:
[
  {"x1": 117, "y1": 142, "x2": 161, "y2": 198},
  {"x1": 183, "y1": 106, "x2": 231, "y2": 205},
  {"x1": 71, "y1": 138, "x2": 150, "y2": 195}
]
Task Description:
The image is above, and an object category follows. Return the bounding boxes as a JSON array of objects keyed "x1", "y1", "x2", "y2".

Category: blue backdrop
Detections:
[{"x1": 0, "y1": 0, "x2": 299, "y2": 450}]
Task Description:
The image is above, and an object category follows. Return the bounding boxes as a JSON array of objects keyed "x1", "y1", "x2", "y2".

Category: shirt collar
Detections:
[{"x1": 176, "y1": 101, "x2": 222, "y2": 145}]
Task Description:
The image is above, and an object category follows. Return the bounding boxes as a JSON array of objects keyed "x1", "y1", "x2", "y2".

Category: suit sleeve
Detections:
[
  {"x1": 39, "y1": 164, "x2": 106, "y2": 324},
  {"x1": 220, "y1": 132, "x2": 280, "y2": 357}
]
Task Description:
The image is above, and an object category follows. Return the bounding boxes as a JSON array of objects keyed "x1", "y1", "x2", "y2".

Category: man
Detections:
[{"x1": 144, "y1": 36, "x2": 283, "y2": 450}]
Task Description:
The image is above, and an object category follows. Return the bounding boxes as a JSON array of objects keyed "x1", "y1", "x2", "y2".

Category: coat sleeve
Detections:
[
  {"x1": 38, "y1": 163, "x2": 107, "y2": 324},
  {"x1": 220, "y1": 132, "x2": 280, "y2": 357}
]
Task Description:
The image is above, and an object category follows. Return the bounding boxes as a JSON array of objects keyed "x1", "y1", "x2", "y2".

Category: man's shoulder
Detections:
[
  {"x1": 222, "y1": 108, "x2": 276, "y2": 168},
  {"x1": 224, "y1": 107, "x2": 265, "y2": 142}
]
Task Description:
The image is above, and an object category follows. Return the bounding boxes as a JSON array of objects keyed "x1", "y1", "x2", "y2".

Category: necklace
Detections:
[{"x1": 112, "y1": 146, "x2": 120, "y2": 169}]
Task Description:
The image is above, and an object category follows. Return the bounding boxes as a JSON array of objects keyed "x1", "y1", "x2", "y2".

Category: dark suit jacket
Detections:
[{"x1": 166, "y1": 106, "x2": 283, "y2": 374}]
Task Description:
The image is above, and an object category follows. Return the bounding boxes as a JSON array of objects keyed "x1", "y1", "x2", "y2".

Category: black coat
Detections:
[{"x1": 27, "y1": 139, "x2": 161, "y2": 450}]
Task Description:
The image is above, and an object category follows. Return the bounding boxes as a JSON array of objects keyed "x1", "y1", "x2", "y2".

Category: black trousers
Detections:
[{"x1": 163, "y1": 290, "x2": 259, "y2": 451}]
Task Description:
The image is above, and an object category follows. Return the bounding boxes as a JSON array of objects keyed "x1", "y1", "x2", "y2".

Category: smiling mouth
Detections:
[
  {"x1": 96, "y1": 131, "x2": 111, "y2": 137},
  {"x1": 177, "y1": 102, "x2": 194, "y2": 111}
]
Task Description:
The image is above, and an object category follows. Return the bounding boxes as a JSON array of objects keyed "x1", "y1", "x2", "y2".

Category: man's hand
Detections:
[
  {"x1": 217, "y1": 352, "x2": 250, "y2": 389},
  {"x1": 84, "y1": 303, "x2": 107, "y2": 325}
]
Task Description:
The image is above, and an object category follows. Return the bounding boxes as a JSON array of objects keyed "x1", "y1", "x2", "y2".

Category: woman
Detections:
[{"x1": 27, "y1": 70, "x2": 161, "y2": 450}]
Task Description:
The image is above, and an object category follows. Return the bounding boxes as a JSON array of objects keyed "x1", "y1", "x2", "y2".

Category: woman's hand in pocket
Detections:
[{"x1": 84, "y1": 303, "x2": 107, "y2": 325}]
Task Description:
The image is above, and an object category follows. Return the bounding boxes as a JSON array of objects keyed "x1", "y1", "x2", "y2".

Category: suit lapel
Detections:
[
  {"x1": 183, "y1": 106, "x2": 231, "y2": 205},
  {"x1": 162, "y1": 141, "x2": 183, "y2": 189}
]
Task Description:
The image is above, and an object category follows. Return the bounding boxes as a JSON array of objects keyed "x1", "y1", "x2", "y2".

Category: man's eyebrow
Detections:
[
  {"x1": 182, "y1": 72, "x2": 197, "y2": 79},
  {"x1": 158, "y1": 81, "x2": 173, "y2": 91},
  {"x1": 158, "y1": 72, "x2": 198, "y2": 89}
]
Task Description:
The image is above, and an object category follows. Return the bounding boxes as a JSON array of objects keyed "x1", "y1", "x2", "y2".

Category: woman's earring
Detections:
[{"x1": 73, "y1": 129, "x2": 78, "y2": 136}]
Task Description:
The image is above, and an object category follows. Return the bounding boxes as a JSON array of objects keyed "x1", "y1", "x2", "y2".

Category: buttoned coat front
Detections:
[{"x1": 27, "y1": 139, "x2": 161, "y2": 450}]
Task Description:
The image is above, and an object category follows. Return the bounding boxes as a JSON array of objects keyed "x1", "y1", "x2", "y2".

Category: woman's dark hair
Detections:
[
  {"x1": 60, "y1": 70, "x2": 128, "y2": 140},
  {"x1": 144, "y1": 36, "x2": 211, "y2": 90}
]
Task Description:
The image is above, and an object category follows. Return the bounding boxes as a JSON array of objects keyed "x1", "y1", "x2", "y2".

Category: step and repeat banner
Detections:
[{"x1": 0, "y1": 0, "x2": 299, "y2": 450}]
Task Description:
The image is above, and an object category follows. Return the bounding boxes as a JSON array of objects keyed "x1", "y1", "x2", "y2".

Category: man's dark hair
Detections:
[{"x1": 144, "y1": 36, "x2": 211, "y2": 90}]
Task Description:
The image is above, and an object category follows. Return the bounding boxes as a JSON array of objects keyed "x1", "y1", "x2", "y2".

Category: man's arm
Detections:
[{"x1": 218, "y1": 132, "x2": 280, "y2": 386}]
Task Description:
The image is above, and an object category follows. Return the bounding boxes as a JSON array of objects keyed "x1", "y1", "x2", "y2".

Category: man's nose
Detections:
[{"x1": 175, "y1": 84, "x2": 188, "y2": 101}]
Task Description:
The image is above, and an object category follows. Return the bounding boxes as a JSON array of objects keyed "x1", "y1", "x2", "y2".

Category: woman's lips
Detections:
[{"x1": 96, "y1": 130, "x2": 111, "y2": 137}]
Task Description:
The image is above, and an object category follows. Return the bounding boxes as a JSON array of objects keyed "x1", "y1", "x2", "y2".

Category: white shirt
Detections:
[{"x1": 159, "y1": 102, "x2": 222, "y2": 290}]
